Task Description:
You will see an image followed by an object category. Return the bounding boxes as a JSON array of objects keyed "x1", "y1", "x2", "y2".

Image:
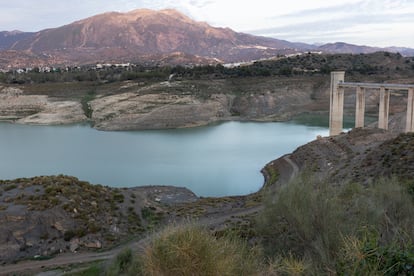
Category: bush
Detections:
[
  {"x1": 141, "y1": 224, "x2": 260, "y2": 276},
  {"x1": 257, "y1": 174, "x2": 347, "y2": 269},
  {"x1": 105, "y1": 248, "x2": 142, "y2": 276},
  {"x1": 4, "y1": 184, "x2": 17, "y2": 191},
  {"x1": 63, "y1": 230, "x2": 76, "y2": 241},
  {"x1": 338, "y1": 229, "x2": 414, "y2": 275},
  {"x1": 257, "y1": 174, "x2": 414, "y2": 274}
]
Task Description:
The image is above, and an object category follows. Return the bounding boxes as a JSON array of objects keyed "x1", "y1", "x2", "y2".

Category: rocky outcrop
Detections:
[
  {"x1": 0, "y1": 77, "x2": 327, "y2": 130},
  {"x1": 88, "y1": 78, "x2": 320, "y2": 130},
  {"x1": 0, "y1": 86, "x2": 87, "y2": 125},
  {"x1": 90, "y1": 91, "x2": 231, "y2": 130},
  {"x1": 17, "y1": 101, "x2": 87, "y2": 125},
  {"x1": 263, "y1": 127, "x2": 410, "y2": 188},
  {"x1": 0, "y1": 176, "x2": 199, "y2": 263},
  {"x1": 0, "y1": 87, "x2": 46, "y2": 120}
]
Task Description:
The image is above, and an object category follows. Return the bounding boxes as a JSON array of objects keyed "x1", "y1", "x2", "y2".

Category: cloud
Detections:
[
  {"x1": 246, "y1": 0, "x2": 414, "y2": 46},
  {"x1": 0, "y1": 0, "x2": 413, "y2": 47}
]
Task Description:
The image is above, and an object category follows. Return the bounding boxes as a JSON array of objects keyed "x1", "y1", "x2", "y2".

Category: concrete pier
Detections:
[
  {"x1": 378, "y1": 87, "x2": 390, "y2": 130},
  {"x1": 407, "y1": 88, "x2": 414, "y2": 132},
  {"x1": 355, "y1": 86, "x2": 365, "y2": 128},
  {"x1": 329, "y1": 71, "x2": 345, "y2": 136}
]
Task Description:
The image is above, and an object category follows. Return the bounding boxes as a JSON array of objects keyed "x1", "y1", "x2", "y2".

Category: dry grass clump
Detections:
[
  {"x1": 103, "y1": 224, "x2": 262, "y2": 276},
  {"x1": 141, "y1": 224, "x2": 260, "y2": 276}
]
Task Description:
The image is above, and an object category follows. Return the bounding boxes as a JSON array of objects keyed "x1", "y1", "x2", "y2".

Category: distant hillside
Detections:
[
  {"x1": 0, "y1": 31, "x2": 34, "y2": 50},
  {"x1": 0, "y1": 9, "x2": 413, "y2": 69},
  {"x1": 385, "y1": 46, "x2": 414, "y2": 57},
  {"x1": 5, "y1": 9, "x2": 299, "y2": 65},
  {"x1": 317, "y1": 42, "x2": 383, "y2": 54},
  {"x1": 317, "y1": 42, "x2": 414, "y2": 56}
]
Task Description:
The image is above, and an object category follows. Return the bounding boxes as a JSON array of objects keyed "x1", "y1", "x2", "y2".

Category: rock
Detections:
[
  {"x1": 69, "y1": 238, "x2": 80, "y2": 252},
  {"x1": 53, "y1": 222, "x2": 65, "y2": 232},
  {"x1": 1, "y1": 87, "x2": 23, "y2": 97},
  {"x1": 84, "y1": 240, "x2": 102, "y2": 249},
  {"x1": 90, "y1": 92, "x2": 231, "y2": 130},
  {"x1": 0, "y1": 88, "x2": 87, "y2": 124},
  {"x1": 17, "y1": 101, "x2": 87, "y2": 125},
  {"x1": 110, "y1": 225, "x2": 120, "y2": 233}
]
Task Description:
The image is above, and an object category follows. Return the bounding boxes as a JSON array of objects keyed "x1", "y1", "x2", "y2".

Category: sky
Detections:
[{"x1": 1, "y1": 0, "x2": 414, "y2": 48}]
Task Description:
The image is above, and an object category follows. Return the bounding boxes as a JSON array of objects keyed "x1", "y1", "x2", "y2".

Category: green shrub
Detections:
[
  {"x1": 338, "y1": 229, "x2": 414, "y2": 275},
  {"x1": 105, "y1": 248, "x2": 142, "y2": 276},
  {"x1": 112, "y1": 192, "x2": 124, "y2": 203},
  {"x1": 64, "y1": 230, "x2": 76, "y2": 241},
  {"x1": 72, "y1": 265, "x2": 102, "y2": 276},
  {"x1": 257, "y1": 174, "x2": 346, "y2": 269},
  {"x1": 141, "y1": 206, "x2": 163, "y2": 228},
  {"x1": 4, "y1": 184, "x2": 17, "y2": 191}
]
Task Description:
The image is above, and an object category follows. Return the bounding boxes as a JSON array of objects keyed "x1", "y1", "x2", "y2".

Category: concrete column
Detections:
[
  {"x1": 406, "y1": 88, "x2": 414, "y2": 133},
  {"x1": 378, "y1": 87, "x2": 390, "y2": 130},
  {"x1": 329, "y1": 71, "x2": 345, "y2": 136},
  {"x1": 355, "y1": 86, "x2": 365, "y2": 128}
]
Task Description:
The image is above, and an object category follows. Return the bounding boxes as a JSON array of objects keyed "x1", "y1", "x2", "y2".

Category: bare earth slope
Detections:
[
  {"x1": 263, "y1": 128, "x2": 414, "y2": 188},
  {"x1": 6, "y1": 9, "x2": 298, "y2": 66},
  {"x1": 88, "y1": 77, "x2": 318, "y2": 130},
  {"x1": 0, "y1": 75, "x2": 324, "y2": 130},
  {"x1": 0, "y1": 87, "x2": 86, "y2": 124}
]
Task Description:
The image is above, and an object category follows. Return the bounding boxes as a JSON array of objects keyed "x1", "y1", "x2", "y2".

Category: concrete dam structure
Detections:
[{"x1": 329, "y1": 71, "x2": 414, "y2": 136}]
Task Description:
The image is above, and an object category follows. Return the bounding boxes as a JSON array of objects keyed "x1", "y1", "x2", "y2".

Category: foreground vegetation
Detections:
[
  {"x1": 258, "y1": 175, "x2": 414, "y2": 275},
  {"x1": 72, "y1": 175, "x2": 414, "y2": 275}
]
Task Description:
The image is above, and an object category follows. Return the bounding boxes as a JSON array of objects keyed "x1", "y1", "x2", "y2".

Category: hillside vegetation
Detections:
[
  {"x1": 51, "y1": 129, "x2": 414, "y2": 275},
  {"x1": 1, "y1": 52, "x2": 413, "y2": 85},
  {"x1": 88, "y1": 175, "x2": 414, "y2": 275}
]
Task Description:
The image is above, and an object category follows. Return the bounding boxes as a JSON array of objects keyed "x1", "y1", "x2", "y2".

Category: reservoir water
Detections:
[{"x1": 0, "y1": 121, "x2": 328, "y2": 196}]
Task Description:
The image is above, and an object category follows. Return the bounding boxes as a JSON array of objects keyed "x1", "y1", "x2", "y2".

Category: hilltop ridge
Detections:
[
  {"x1": 1, "y1": 9, "x2": 413, "y2": 69},
  {"x1": 2, "y1": 9, "x2": 298, "y2": 67}
]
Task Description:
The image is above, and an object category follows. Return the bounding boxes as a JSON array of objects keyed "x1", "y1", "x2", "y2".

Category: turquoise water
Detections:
[{"x1": 0, "y1": 121, "x2": 328, "y2": 196}]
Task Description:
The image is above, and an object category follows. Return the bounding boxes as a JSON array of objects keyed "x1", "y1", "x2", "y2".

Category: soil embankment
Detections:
[
  {"x1": 0, "y1": 76, "x2": 328, "y2": 130},
  {"x1": 0, "y1": 87, "x2": 87, "y2": 125},
  {"x1": 263, "y1": 127, "x2": 414, "y2": 189}
]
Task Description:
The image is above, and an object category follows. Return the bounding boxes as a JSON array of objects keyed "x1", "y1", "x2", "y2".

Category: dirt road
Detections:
[{"x1": 0, "y1": 205, "x2": 262, "y2": 275}]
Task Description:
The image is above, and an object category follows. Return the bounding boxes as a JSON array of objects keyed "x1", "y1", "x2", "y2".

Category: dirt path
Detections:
[
  {"x1": 0, "y1": 248, "x2": 122, "y2": 275},
  {"x1": 0, "y1": 205, "x2": 262, "y2": 275},
  {"x1": 283, "y1": 154, "x2": 299, "y2": 181}
]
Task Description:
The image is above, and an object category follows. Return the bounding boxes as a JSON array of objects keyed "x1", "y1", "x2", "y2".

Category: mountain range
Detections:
[{"x1": 1, "y1": 9, "x2": 413, "y2": 69}]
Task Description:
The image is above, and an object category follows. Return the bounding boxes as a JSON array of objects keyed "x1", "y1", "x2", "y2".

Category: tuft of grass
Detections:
[
  {"x1": 265, "y1": 254, "x2": 311, "y2": 276},
  {"x1": 141, "y1": 224, "x2": 260, "y2": 276}
]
